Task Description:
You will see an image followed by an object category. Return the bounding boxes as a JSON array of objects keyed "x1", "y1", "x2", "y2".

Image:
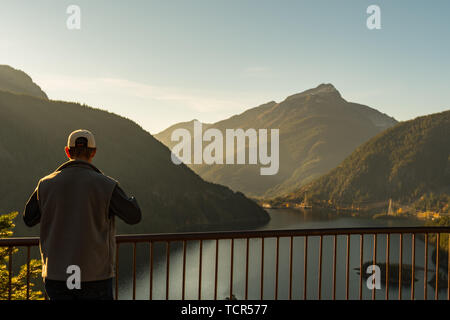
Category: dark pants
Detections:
[{"x1": 44, "y1": 278, "x2": 114, "y2": 300}]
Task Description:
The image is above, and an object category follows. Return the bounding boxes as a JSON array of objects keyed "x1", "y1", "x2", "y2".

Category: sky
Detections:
[{"x1": 1, "y1": 0, "x2": 449, "y2": 134}]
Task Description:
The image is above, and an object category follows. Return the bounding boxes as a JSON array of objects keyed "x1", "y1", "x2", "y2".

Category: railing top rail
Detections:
[
  {"x1": 1, "y1": 226, "x2": 449, "y2": 246},
  {"x1": 116, "y1": 226, "x2": 450, "y2": 242},
  {"x1": 0, "y1": 237, "x2": 39, "y2": 246}
]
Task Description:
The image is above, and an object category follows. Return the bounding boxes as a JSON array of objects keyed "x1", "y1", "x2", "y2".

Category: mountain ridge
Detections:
[
  {"x1": 285, "y1": 83, "x2": 341, "y2": 100},
  {"x1": 0, "y1": 65, "x2": 48, "y2": 100},
  {"x1": 156, "y1": 84, "x2": 398, "y2": 197},
  {"x1": 277, "y1": 110, "x2": 450, "y2": 206}
]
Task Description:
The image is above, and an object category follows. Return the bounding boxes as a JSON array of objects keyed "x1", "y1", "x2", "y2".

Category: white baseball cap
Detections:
[{"x1": 67, "y1": 129, "x2": 96, "y2": 148}]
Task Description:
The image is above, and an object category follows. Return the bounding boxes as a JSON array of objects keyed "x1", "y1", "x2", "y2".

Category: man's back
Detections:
[
  {"x1": 38, "y1": 160, "x2": 117, "y2": 281},
  {"x1": 24, "y1": 129, "x2": 141, "y2": 300}
]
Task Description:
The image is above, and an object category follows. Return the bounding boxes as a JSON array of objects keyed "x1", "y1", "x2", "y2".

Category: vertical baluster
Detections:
[
  {"x1": 359, "y1": 235, "x2": 363, "y2": 300},
  {"x1": 182, "y1": 240, "x2": 186, "y2": 300},
  {"x1": 424, "y1": 234, "x2": 428, "y2": 300},
  {"x1": 230, "y1": 238, "x2": 234, "y2": 300},
  {"x1": 214, "y1": 239, "x2": 219, "y2": 300},
  {"x1": 399, "y1": 234, "x2": 403, "y2": 300},
  {"x1": 386, "y1": 234, "x2": 390, "y2": 300},
  {"x1": 166, "y1": 241, "x2": 170, "y2": 300},
  {"x1": 198, "y1": 240, "x2": 203, "y2": 300},
  {"x1": 245, "y1": 238, "x2": 250, "y2": 300},
  {"x1": 345, "y1": 234, "x2": 350, "y2": 300},
  {"x1": 332, "y1": 235, "x2": 337, "y2": 300},
  {"x1": 289, "y1": 236, "x2": 293, "y2": 300},
  {"x1": 26, "y1": 246, "x2": 30, "y2": 300},
  {"x1": 115, "y1": 243, "x2": 119, "y2": 300},
  {"x1": 260, "y1": 237, "x2": 264, "y2": 300},
  {"x1": 318, "y1": 235, "x2": 323, "y2": 300},
  {"x1": 132, "y1": 242, "x2": 137, "y2": 300},
  {"x1": 411, "y1": 234, "x2": 415, "y2": 300},
  {"x1": 448, "y1": 233, "x2": 450, "y2": 301},
  {"x1": 150, "y1": 241, "x2": 154, "y2": 300},
  {"x1": 8, "y1": 246, "x2": 12, "y2": 300},
  {"x1": 303, "y1": 236, "x2": 308, "y2": 300},
  {"x1": 275, "y1": 236, "x2": 280, "y2": 300},
  {"x1": 372, "y1": 234, "x2": 377, "y2": 300},
  {"x1": 435, "y1": 233, "x2": 439, "y2": 300}
]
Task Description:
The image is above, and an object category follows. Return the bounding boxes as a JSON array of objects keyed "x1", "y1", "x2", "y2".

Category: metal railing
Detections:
[{"x1": 1, "y1": 226, "x2": 449, "y2": 300}]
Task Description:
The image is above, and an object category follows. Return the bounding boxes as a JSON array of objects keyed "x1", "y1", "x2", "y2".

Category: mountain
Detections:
[
  {"x1": 0, "y1": 74, "x2": 269, "y2": 236},
  {"x1": 155, "y1": 84, "x2": 397, "y2": 197},
  {"x1": 278, "y1": 110, "x2": 450, "y2": 205},
  {"x1": 0, "y1": 65, "x2": 48, "y2": 99}
]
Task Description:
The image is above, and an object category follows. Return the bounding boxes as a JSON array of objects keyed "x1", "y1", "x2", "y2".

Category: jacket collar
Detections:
[{"x1": 56, "y1": 160, "x2": 103, "y2": 174}]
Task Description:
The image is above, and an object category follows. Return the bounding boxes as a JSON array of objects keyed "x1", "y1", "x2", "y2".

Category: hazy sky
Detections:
[{"x1": 1, "y1": 0, "x2": 449, "y2": 133}]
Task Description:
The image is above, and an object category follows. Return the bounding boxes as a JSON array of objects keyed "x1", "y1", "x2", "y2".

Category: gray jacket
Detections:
[{"x1": 24, "y1": 160, "x2": 141, "y2": 282}]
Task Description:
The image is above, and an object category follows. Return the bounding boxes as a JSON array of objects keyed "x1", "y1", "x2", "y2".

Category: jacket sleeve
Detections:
[
  {"x1": 109, "y1": 185, "x2": 142, "y2": 225},
  {"x1": 23, "y1": 189, "x2": 41, "y2": 227}
]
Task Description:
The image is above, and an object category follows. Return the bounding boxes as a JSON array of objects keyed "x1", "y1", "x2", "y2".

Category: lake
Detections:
[{"x1": 117, "y1": 208, "x2": 447, "y2": 300}]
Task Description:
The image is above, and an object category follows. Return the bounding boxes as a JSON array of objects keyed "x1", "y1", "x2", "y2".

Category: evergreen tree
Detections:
[{"x1": 0, "y1": 212, "x2": 43, "y2": 300}]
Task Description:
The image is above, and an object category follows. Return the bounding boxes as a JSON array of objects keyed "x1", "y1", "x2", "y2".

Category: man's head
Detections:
[{"x1": 65, "y1": 129, "x2": 97, "y2": 162}]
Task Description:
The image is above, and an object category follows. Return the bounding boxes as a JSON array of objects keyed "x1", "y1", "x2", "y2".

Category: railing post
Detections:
[
  {"x1": 386, "y1": 234, "x2": 390, "y2": 300},
  {"x1": 424, "y1": 233, "x2": 428, "y2": 300},
  {"x1": 332, "y1": 235, "x2": 337, "y2": 300},
  {"x1": 411, "y1": 234, "x2": 415, "y2": 300},
  {"x1": 115, "y1": 243, "x2": 119, "y2": 300},
  {"x1": 318, "y1": 235, "x2": 323, "y2": 300},
  {"x1": 182, "y1": 240, "x2": 186, "y2": 300},
  {"x1": 8, "y1": 246, "x2": 13, "y2": 300},
  {"x1": 346, "y1": 234, "x2": 350, "y2": 300},
  {"x1": 289, "y1": 236, "x2": 293, "y2": 300},
  {"x1": 435, "y1": 233, "x2": 439, "y2": 300},
  {"x1": 26, "y1": 246, "x2": 30, "y2": 300},
  {"x1": 303, "y1": 236, "x2": 308, "y2": 300},
  {"x1": 245, "y1": 238, "x2": 250, "y2": 300},
  {"x1": 359, "y1": 234, "x2": 363, "y2": 300},
  {"x1": 166, "y1": 241, "x2": 170, "y2": 300},
  {"x1": 448, "y1": 233, "x2": 450, "y2": 301},
  {"x1": 345, "y1": 234, "x2": 350, "y2": 300},
  {"x1": 198, "y1": 240, "x2": 203, "y2": 300},
  {"x1": 260, "y1": 237, "x2": 264, "y2": 300},
  {"x1": 230, "y1": 238, "x2": 234, "y2": 300},
  {"x1": 214, "y1": 239, "x2": 219, "y2": 300},
  {"x1": 275, "y1": 236, "x2": 280, "y2": 300},
  {"x1": 150, "y1": 241, "x2": 154, "y2": 300},
  {"x1": 132, "y1": 242, "x2": 136, "y2": 300},
  {"x1": 399, "y1": 233, "x2": 403, "y2": 300},
  {"x1": 372, "y1": 233, "x2": 377, "y2": 300}
]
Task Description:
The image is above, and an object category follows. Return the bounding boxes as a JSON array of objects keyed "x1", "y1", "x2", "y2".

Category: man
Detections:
[{"x1": 23, "y1": 129, "x2": 141, "y2": 300}]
